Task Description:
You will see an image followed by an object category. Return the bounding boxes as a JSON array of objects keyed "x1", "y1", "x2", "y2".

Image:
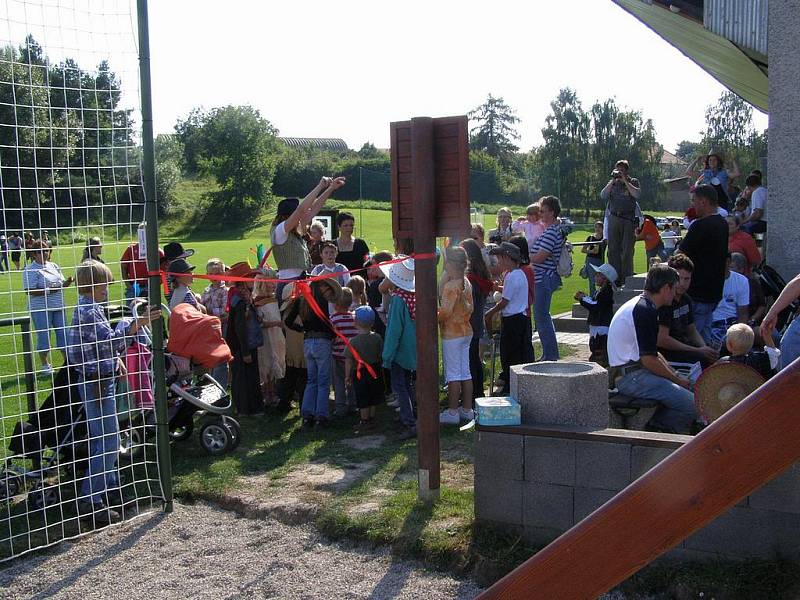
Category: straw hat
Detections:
[
  {"x1": 379, "y1": 255, "x2": 415, "y2": 292},
  {"x1": 225, "y1": 261, "x2": 261, "y2": 279},
  {"x1": 695, "y1": 362, "x2": 765, "y2": 423}
]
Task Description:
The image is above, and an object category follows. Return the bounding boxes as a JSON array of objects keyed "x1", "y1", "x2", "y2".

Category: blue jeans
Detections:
[
  {"x1": 301, "y1": 337, "x2": 332, "y2": 419},
  {"x1": 332, "y1": 358, "x2": 356, "y2": 416},
  {"x1": 780, "y1": 318, "x2": 800, "y2": 371},
  {"x1": 616, "y1": 368, "x2": 696, "y2": 433},
  {"x1": 691, "y1": 300, "x2": 717, "y2": 342},
  {"x1": 534, "y1": 271, "x2": 561, "y2": 361},
  {"x1": 30, "y1": 307, "x2": 67, "y2": 352},
  {"x1": 79, "y1": 376, "x2": 120, "y2": 505},
  {"x1": 391, "y1": 362, "x2": 416, "y2": 429}
]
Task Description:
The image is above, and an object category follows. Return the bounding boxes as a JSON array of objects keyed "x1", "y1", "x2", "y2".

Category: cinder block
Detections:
[
  {"x1": 522, "y1": 482, "x2": 573, "y2": 531},
  {"x1": 575, "y1": 440, "x2": 631, "y2": 491},
  {"x1": 475, "y1": 431, "x2": 524, "y2": 482},
  {"x1": 630, "y1": 445, "x2": 675, "y2": 481},
  {"x1": 749, "y1": 463, "x2": 800, "y2": 514},
  {"x1": 524, "y1": 436, "x2": 575, "y2": 486},
  {"x1": 511, "y1": 361, "x2": 609, "y2": 428},
  {"x1": 474, "y1": 477, "x2": 523, "y2": 526},
  {"x1": 573, "y1": 487, "x2": 617, "y2": 523},
  {"x1": 522, "y1": 525, "x2": 562, "y2": 548},
  {"x1": 685, "y1": 507, "x2": 780, "y2": 559}
]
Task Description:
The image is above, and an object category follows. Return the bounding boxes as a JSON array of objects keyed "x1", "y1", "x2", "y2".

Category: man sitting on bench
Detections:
[
  {"x1": 657, "y1": 253, "x2": 718, "y2": 368},
  {"x1": 609, "y1": 264, "x2": 697, "y2": 434}
]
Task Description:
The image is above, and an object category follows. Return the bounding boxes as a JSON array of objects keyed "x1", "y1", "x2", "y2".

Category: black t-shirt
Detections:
[
  {"x1": 335, "y1": 238, "x2": 370, "y2": 273},
  {"x1": 658, "y1": 293, "x2": 694, "y2": 345},
  {"x1": 584, "y1": 234, "x2": 606, "y2": 261},
  {"x1": 679, "y1": 214, "x2": 729, "y2": 303}
]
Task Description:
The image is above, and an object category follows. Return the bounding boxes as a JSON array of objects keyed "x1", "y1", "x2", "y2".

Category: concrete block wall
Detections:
[{"x1": 475, "y1": 425, "x2": 800, "y2": 561}]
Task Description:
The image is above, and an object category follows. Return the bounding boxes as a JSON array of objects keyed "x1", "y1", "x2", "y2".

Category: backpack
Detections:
[{"x1": 556, "y1": 232, "x2": 573, "y2": 278}]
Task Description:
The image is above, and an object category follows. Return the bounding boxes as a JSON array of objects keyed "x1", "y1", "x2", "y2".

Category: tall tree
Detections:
[{"x1": 468, "y1": 94, "x2": 520, "y2": 163}]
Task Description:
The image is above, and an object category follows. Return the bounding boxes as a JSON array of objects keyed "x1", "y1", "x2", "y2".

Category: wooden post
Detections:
[
  {"x1": 477, "y1": 358, "x2": 800, "y2": 599},
  {"x1": 411, "y1": 117, "x2": 440, "y2": 502}
]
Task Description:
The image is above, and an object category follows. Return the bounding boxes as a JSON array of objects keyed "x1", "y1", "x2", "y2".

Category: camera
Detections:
[{"x1": 611, "y1": 169, "x2": 623, "y2": 179}]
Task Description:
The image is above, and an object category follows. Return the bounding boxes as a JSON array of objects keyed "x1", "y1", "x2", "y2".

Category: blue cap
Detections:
[{"x1": 354, "y1": 306, "x2": 375, "y2": 326}]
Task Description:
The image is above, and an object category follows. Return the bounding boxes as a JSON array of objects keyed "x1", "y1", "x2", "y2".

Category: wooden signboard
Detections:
[{"x1": 390, "y1": 115, "x2": 470, "y2": 241}]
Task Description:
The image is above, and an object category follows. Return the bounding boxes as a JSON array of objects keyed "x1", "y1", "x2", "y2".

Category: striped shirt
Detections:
[
  {"x1": 22, "y1": 261, "x2": 66, "y2": 311},
  {"x1": 530, "y1": 224, "x2": 564, "y2": 283},
  {"x1": 330, "y1": 310, "x2": 358, "y2": 360}
]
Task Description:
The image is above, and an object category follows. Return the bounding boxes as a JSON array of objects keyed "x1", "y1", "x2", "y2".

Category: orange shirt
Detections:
[
  {"x1": 438, "y1": 277, "x2": 474, "y2": 340},
  {"x1": 728, "y1": 231, "x2": 761, "y2": 276},
  {"x1": 639, "y1": 220, "x2": 662, "y2": 251}
]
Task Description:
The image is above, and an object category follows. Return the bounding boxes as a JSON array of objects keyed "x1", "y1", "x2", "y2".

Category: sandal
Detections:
[{"x1": 353, "y1": 419, "x2": 374, "y2": 435}]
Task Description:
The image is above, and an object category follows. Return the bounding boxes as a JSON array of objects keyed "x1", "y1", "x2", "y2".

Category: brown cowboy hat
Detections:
[
  {"x1": 695, "y1": 362, "x2": 765, "y2": 423},
  {"x1": 225, "y1": 261, "x2": 261, "y2": 279}
]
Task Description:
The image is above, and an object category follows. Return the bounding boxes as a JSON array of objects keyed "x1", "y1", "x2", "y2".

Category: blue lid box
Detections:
[{"x1": 476, "y1": 396, "x2": 521, "y2": 427}]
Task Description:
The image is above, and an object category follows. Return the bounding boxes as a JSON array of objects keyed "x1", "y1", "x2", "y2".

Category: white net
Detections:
[{"x1": 0, "y1": 0, "x2": 165, "y2": 560}]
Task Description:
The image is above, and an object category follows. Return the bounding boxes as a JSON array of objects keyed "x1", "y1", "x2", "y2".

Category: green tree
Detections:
[
  {"x1": 154, "y1": 134, "x2": 183, "y2": 217},
  {"x1": 675, "y1": 140, "x2": 702, "y2": 161},
  {"x1": 468, "y1": 94, "x2": 520, "y2": 163}
]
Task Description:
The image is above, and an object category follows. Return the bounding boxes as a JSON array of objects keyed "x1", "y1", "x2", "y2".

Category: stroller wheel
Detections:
[
  {"x1": 119, "y1": 427, "x2": 145, "y2": 462},
  {"x1": 169, "y1": 421, "x2": 194, "y2": 442},
  {"x1": 199, "y1": 420, "x2": 234, "y2": 456},
  {"x1": 1, "y1": 473, "x2": 22, "y2": 501},
  {"x1": 27, "y1": 483, "x2": 61, "y2": 511},
  {"x1": 222, "y1": 417, "x2": 241, "y2": 451}
]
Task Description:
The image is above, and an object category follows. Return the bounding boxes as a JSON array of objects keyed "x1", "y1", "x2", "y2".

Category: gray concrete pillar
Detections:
[{"x1": 767, "y1": 1, "x2": 800, "y2": 280}]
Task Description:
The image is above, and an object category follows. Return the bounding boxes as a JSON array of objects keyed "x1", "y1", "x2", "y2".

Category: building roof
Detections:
[
  {"x1": 660, "y1": 147, "x2": 688, "y2": 166},
  {"x1": 612, "y1": 0, "x2": 768, "y2": 111},
  {"x1": 279, "y1": 137, "x2": 349, "y2": 152}
]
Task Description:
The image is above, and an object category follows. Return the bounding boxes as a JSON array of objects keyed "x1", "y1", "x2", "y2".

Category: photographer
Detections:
[{"x1": 601, "y1": 159, "x2": 641, "y2": 287}]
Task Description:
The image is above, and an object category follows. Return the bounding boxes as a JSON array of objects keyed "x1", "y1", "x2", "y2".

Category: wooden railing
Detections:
[{"x1": 477, "y1": 357, "x2": 800, "y2": 600}]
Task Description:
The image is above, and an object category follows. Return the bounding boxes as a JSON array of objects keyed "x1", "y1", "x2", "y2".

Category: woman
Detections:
[
  {"x1": 488, "y1": 208, "x2": 514, "y2": 244},
  {"x1": 461, "y1": 239, "x2": 492, "y2": 399},
  {"x1": 22, "y1": 239, "x2": 73, "y2": 375},
  {"x1": 529, "y1": 196, "x2": 565, "y2": 361},
  {"x1": 24, "y1": 231, "x2": 35, "y2": 263},
  {"x1": 334, "y1": 211, "x2": 370, "y2": 273},
  {"x1": 305, "y1": 219, "x2": 326, "y2": 266},
  {"x1": 81, "y1": 236, "x2": 104, "y2": 262},
  {"x1": 726, "y1": 215, "x2": 760, "y2": 276},
  {"x1": 686, "y1": 152, "x2": 740, "y2": 209},
  {"x1": 270, "y1": 176, "x2": 344, "y2": 301}
]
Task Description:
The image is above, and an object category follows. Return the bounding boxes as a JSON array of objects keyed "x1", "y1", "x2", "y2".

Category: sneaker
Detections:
[
  {"x1": 459, "y1": 408, "x2": 475, "y2": 422},
  {"x1": 78, "y1": 500, "x2": 122, "y2": 526},
  {"x1": 439, "y1": 409, "x2": 460, "y2": 425},
  {"x1": 398, "y1": 426, "x2": 417, "y2": 440},
  {"x1": 386, "y1": 399, "x2": 399, "y2": 408},
  {"x1": 40, "y1": 363, "x2": 54, "y2": 376}
]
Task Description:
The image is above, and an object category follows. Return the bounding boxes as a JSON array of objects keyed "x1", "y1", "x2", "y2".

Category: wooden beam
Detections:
[
  {"x1": 411, "y1": 116, "x2": 440, "y2": 502},
  {"x1": 477, "y1": 358, "x2": 800, "y2": 599}
]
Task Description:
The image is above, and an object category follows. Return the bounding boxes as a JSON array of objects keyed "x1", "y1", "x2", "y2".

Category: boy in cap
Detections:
[
  {"x1": 346, "y1": 306, "x2": 384, "y2": 434},
  {"x1": 168, "y1": 257, "x2": 205, "y2": 313},
  {"x1": 575, "y1": 263, "x2": 617, "y2": 366},
  {"x1": 483, "y1": 242, "x2": 530, "y2": 394}
]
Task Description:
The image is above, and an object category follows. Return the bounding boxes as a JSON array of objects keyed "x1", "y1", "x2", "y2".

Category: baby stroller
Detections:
[{"x1": 162, "y1": 303, "x2": 240, "y2": 456}]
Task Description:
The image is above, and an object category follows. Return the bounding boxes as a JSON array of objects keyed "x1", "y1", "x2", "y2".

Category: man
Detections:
[
  {"x1": 609, "y1": 264, "x2": 696, "y2": 434},
  {"x1": 7, "y1": 232, "x2": 22, "y2": 270},
  {"x1": 678, "y1": 184, "x2": 729, "y2": 338},
  {"x1": 729, "y1": 252, "x2": 766, "y2": 326},
  {"x1": 657, "y1": 253, "x2": 718, "y2": 368},
  {"x1": 120, "y1": 240, "x2": 165, "y2": 302},
  {"x1": 601, "y1": 159, "x2": 641, "y2": 287},
  {"x1": 704, "y1": 253, "x2": 750, "y2": 349},
  {"x1": 739, "y1": 173, "x2": 767, "y2": 235}
]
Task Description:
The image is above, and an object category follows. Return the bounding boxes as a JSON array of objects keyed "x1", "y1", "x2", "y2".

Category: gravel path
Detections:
[{"x1": 0, "y1": 501, "x2": 481, "y2": 599}]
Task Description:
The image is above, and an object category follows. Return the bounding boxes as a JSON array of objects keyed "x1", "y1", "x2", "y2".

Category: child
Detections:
[
  {"x1": 345, "y1": 306, "x2": 384, "y2": 434},
  {"x1": 329, "y1": 287, "x2": 358, "y2": 418},
  {"x1": 438, "y1": 247, "x2": 474, "y2": 425},
  {"x1": 581, "y1": 221, "x2": 606, "y2": 295},
  {"x1": 68, "y1": 259, "x2": 161, "y2": 524},
  {"x1": 575, "y1": 263, "x2": 617, "y2": 367},
  {"x1": 201, "y1": 258, "x2": 229, "y2": 387},
  {"x1": 380, "y1": 256, "x2": 417, "y2": 439},
  {"x1": 168, "y1": 258, "x2": 206, "y2": 313},
  {"x1": 253, "y1": 270, "x2": 286, "y2": 407},
  {"x1": 483, "y1": 242, "x2": 530, "y2": 395},
  {"x1": 284, "y1": 278, "x2": 342, "y2": 427},
  {"x1": 346, "y1": 275, "x2": 368, "y2": 309},
  {"x1": 310, "y1": 241, "x2": 350, "y2": 286},
  {"x1": 224, "y1": 269, "x2": 264, "y2": 415},
  {"x1": 365, "y1": 251, "x2": 393, "y2": 338},
  {"x1": 718, "y1": 322, "x2": 780, "y2": 380},
  {"x1": 276, "y1": 283, "x2": 307, "y2": 412}
]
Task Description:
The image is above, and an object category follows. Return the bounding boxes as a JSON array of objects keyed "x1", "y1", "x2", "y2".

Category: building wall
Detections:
[
  {"x1": 475, "y1": 426, "x2": 800, "y2": 561},
  {"x1": 767, "y1": 2, "x2": 800, "y2": 280}
]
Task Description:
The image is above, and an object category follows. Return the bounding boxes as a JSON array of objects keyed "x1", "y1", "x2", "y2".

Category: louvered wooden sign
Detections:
[{"x1": 389, "y1": 115, "x2": 469, "y2": 240}]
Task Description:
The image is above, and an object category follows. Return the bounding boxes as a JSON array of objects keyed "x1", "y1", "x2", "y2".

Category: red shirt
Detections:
[
  {"x1": 728, "y1": 231, "x2": 761, "y2": 276},
  {"x1": 121, "y1": 243, "x2": 164, "y2": 284}
]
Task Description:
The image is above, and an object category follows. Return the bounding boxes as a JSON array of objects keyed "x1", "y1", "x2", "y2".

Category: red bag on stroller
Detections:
[{"x1": 166, "y1": 304, "x2": 232, "y2": 369}]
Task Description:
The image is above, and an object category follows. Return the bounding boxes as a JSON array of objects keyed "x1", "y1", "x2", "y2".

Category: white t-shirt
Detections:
[
  {"x1": 749, "y1": 186, "x2": 767, "y2": 220},
  {"x1": 712, "y1": 271, "x2": 750, "y2": 322},
  {"x1": 662, "y1": 230, "x2": 678, "y2": 250},
  {"x1": 270, "y1": 222, "x2": 304, "y2": 280},
  {"x1": 501, "y1": 269, "x2": 528, "y2": 317}
]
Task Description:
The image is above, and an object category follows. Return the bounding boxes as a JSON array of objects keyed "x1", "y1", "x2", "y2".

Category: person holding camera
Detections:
[{"x1": 601, "y1": 159, "x2": 641, "y2": 287}]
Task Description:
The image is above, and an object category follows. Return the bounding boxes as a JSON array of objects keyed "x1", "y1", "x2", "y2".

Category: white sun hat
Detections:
[{"x1": 379, "y1": 255, "x2": 415, "y2": 292}]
